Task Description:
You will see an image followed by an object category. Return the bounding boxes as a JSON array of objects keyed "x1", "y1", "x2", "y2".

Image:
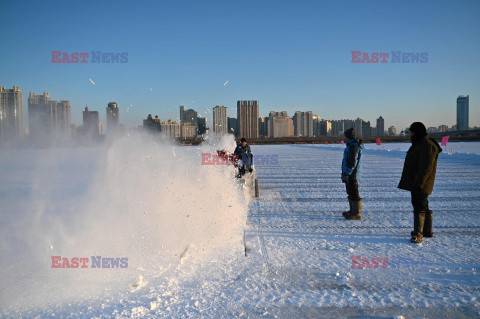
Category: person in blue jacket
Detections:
[{"x1": 341, "y1": 128, "x2": 364, "y2": 220}]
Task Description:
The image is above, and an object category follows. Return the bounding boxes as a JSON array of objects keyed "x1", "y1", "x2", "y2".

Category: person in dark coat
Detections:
[
  {"x1": 341, "y1": 128, "x2": 364, "y2": 220},
  {"x1": 234, "y1": 138, "x2": 253, "y2": 175},
  {"x1": 398, "y1": 122, "x2": 442, "y2": 243}
]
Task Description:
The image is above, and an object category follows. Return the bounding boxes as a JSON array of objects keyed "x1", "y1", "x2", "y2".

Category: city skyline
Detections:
[
  {"x1": 1, "y1": 84, "x2": 476, "y2": 141},
  {"x1": 0, "y1": 83, "x2": 476, "y2": 132},
  {"x1": 0, "y1": 1, "x2": 479, "y2": 131}
]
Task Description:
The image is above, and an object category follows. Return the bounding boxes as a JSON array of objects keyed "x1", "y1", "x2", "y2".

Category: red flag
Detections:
[
  {"x1": 325, "y1": 140, "x2": 328, "y2": 144},
  {"x1": 376, "y1": 138, "x2": 381, "y2": 145},
  {"x1": 341, "y1": 140, "x2": 345, "y2": 144},
  {"x1": 441, "y1": 135, "x2": 449, "y2": 146}
]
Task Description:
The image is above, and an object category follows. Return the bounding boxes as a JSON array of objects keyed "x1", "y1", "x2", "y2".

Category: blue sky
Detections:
[{"x1": 1, "y1": 0, "x2": 479, "y2": 131}]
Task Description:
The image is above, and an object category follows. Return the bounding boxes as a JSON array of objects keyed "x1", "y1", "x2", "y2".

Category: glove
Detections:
[{"x1": 341, "y1": 174, "x2": 349, "y2": 183}]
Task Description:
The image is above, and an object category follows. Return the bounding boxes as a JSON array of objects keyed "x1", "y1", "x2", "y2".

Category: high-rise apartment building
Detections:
[
  {"x1": 258, "y1": 117, "x2": 268, "y2": 137},
  {"x1": 179, "y1": 105, "x2": 198, "y2": 136},
  {"x1": 362, "y1": 120, "x2": 371, "y2": 138},
  {"x1": 180, "y1": 105, "x2": 198, "y2": 126},
  {"x1": 213, "y1": 105, "x2": 228, "y2": 134},
  {"x1": 197, "y1": 117, "x2": 206, "y2": 135},
  {"x1": 0, "y1": 85, "x2": 24, "y2": 142},
  {"x1": 312, "y1": 114, "x2": 321, "y2": 136},
  {"x1": 237, "y1": 100, "x2": 259, "y2": 139},
  {"x1": 161, "y1": 120, "x2": 181, "y2": 138},
  {"x1": 292, "y1": 111, "x2": 314, "y2": 137},
  {"x1": 267, "y1": 112, "x2": 293, "y2": 138},
  {"x1": 56, "y1": 100, "x2": 71, "y2": 138},
  {"x1": 457, "y1": 95, "x2": 469, "y2": 131},
  {"x1": 181, "y1": 125, "x2": 197, "y2": 138},
  {"x1": 354, "y1": 118, "x2": 364, "y2": 137},
  {"x1": 28, "y1": 91, "x2": 71, "y2": 143},
  {"x1": 83, "y1": 106, "x2": 99, "y2": 137},
  {"x1": 320, "y1": 119, "x2": 332, "y2": 137},
  {"x1": 106, "y1": 102, "x2": 119, "y2": 133},
  {"x1": 376, "y1": 116, "x2": 385, "y2": 137},
  {"x1": 227, "y1": 117, "x2": 238, "y2": 136}
]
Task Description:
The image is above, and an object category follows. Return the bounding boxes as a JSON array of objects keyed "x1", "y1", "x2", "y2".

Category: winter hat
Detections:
[
  {"x1": 409, "y1": 122, "x2": 427, "y2": 136},
  {"x1": 344, "y1": 128, "x2": 356, "y2": 139}
]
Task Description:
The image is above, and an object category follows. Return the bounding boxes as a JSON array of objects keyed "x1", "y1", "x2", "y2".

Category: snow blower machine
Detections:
[{"x1": 217, "y1": 150, "x2": 259, "y2": 197}]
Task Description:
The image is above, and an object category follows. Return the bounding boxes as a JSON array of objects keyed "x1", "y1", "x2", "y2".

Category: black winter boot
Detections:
[
  {"x1": 423, "y1": 210, "x2": 434, "y2": 237},
  {"x1": 346, "y1": 199, "x2": 362, "y2": 220},
  {"x1": 411, "y1": 210, "x2": 434, "y2": 237},
  {"x1": 411, "y1": 211, "x2": 425, "y2": 243},
  {"x1": 342, "y1": 199, "x2": 352, "y2": 217}
]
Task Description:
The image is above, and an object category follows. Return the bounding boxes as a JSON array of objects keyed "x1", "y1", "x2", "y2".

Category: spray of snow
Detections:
[{"x1": 0, "y1": 133, "x2": 247, "y2": 313}]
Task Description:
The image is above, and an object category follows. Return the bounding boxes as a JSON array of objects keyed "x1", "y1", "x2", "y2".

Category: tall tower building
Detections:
[
  {"x1": 457, "y1": 95, "x2": 469, "y2": 131},
  {"x1": 376, "y1": 116, "x2": 385, "y2": 137},
  {"x1": 106, "y1": 102, "x2": 119, "y2": 133},
  {"x1": 0, "y1": 85, "x2": 24, "y2": 142},
  {"x1": 237, "y1": 100, "x2": 259, "y2": 139},
  {"x1": 213, "y1": 105, "x2": 228, "y2": 134},
  {"x1": 83, "y1": 106, "x2": 99, "y2": 137}
]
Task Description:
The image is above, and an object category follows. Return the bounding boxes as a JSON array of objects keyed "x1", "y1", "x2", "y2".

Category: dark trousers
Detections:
[
  {"x1": 411, "y1": 190, "x2": 429, "y2": 212},
  {"x1": 345, "y1": 179, "x2": 361, "y2": 201}
]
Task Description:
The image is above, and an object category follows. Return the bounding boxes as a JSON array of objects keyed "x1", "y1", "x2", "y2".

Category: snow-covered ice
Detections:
[{"x1": 1, "y1": 139, "x2": 479, "y2": 318}]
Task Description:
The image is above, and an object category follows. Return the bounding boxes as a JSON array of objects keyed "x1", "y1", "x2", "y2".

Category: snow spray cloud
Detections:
[{"x1": 0, "y1": 132, "x2": 248, "y2": 314}]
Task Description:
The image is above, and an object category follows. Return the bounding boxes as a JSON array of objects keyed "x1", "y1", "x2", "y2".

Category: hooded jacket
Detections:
[
  {"x1": 234, "y1": 143, "x2": 251, "y2": 156},
  {"x1": 342, "y1": 138, "x2": 363, "y2": 179},
  {"x1": 398, "y1": 135, "x2": 442, "y2": 195}
]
